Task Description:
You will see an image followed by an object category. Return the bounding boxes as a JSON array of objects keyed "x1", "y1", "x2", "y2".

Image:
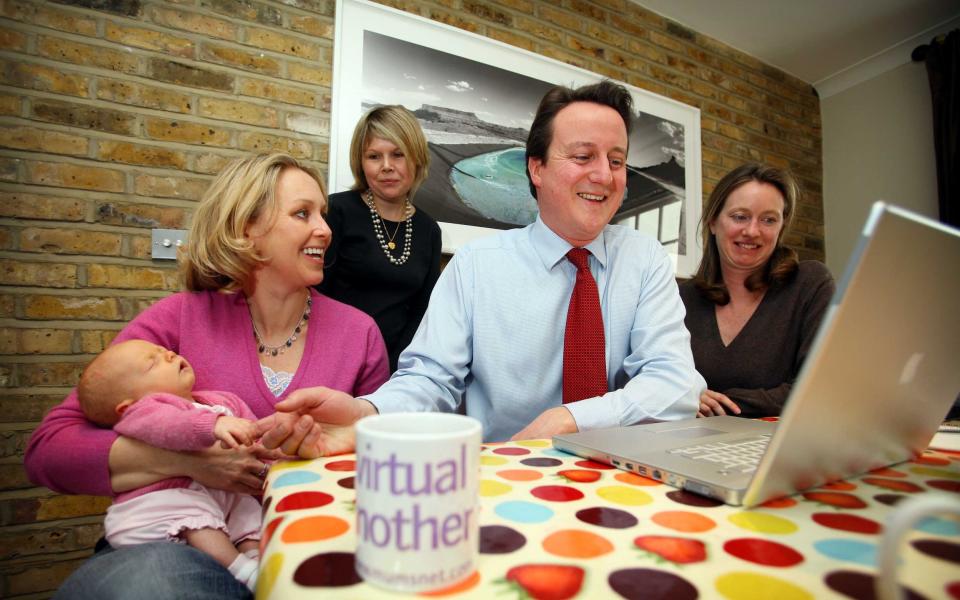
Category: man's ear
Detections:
[
  {"x1": 528, "y1": 157, "x2": 544, "y2": 191},
  {"x1": 115, "y1": 398, "x2": 136, "y2": 417}
]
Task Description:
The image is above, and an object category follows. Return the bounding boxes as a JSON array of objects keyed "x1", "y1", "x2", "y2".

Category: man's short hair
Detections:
[{"x1": 525, "y1": 80, "x2": 634, "y2": 199}]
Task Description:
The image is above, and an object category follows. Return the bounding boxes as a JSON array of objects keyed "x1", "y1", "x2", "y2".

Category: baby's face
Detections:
[{"x1": 112, "y1": 340, "x2": 196, "y2": 400}]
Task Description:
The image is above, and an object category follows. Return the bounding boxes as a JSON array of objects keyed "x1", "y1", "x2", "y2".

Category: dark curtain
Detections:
[{"x1": 923, "y1": 30, "x2": 960, "y2": 227}]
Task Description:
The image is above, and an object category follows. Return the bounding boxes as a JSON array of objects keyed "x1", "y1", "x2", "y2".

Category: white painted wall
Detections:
[{"x1": 821, "y1": 61, "x2": 939, "y2": 275}]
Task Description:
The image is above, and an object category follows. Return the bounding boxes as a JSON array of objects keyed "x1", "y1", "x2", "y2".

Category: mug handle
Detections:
[{"x1": 876, "y1": 494, "x2": 960, "y2": 600}]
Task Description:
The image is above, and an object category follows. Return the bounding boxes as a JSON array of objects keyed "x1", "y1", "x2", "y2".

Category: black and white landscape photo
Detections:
[{"x1": 357, "y1": 30, "x2": 689, "y2": 257}]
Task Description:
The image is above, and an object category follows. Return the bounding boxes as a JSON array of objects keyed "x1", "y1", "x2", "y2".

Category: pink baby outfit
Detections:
[
  {"x1": 26, "y1": 289, "x2": 389, "y2": 496},
  {"x1": 103, "y1": 390, "x2": 261, "y2": 548}
]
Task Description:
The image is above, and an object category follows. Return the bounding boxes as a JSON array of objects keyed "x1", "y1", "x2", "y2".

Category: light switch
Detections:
[{"x1": 151, "y1": 229, "x2": 188, "y2": 260}]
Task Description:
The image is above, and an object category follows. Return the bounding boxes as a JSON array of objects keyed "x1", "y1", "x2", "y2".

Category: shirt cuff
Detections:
[{"x1": 564, "y1": 395, "x2": 618, "y2": 432}]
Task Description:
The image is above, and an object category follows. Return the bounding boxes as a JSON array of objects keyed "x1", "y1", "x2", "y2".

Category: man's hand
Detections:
[
  {"x1": 256, "y1": 387, "x2": 377, "y2": 458},
  {"x1": 214, "y1": 416, "x2": 257, "y2": 448},
  {"x1": 511, "y1": 406, "x2": 578, "y2": 441},
  {"x1": 696, "y1": 389, "x2": 741, "y2": 417}
]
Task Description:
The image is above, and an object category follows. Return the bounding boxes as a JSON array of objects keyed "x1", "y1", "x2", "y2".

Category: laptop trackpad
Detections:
[{"x1": 659, "y1": 426, "x2": 726, "y2": 439}]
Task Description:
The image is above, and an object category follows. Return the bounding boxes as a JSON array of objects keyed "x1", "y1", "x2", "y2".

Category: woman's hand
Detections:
[
  {"x1": 256, "y1": 387, "x2": 376, "y2": 458},
  {"x1": 186, "y1": 443, "x2": 284, "y2": 495},
  {"x1": 696, "y1": 389, "x2": 742, "y2": 417}
]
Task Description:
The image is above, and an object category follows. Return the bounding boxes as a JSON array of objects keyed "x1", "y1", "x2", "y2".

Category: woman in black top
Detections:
[{"x1": 319, "y1": 105, "x2": 442, "y2": 372}]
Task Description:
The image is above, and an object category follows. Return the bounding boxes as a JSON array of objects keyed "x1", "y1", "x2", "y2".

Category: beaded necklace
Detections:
[
  {"x1": 363, "y1": 189, "x2": 413, "y2": 266},
  {"x1": 249, "y1": 293, "x2": 311, "y2": 356}
]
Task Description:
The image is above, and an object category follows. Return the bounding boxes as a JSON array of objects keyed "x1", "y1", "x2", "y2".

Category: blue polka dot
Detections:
[
  {"x1": 494, "y1": 500, "x2": 555, "y2": 524},
  {"x1": 273, "y1": 471, "x2": 321, "y2": 488},
  {"x1": 542, "y1": 448, "x2": 573, "y2": 458},
  {"x1": 916, "y1": 516, "x2": 960, "y2": 536},
  {"x1": 813, "y1": 539, "x2": 878, "y2": 566}
]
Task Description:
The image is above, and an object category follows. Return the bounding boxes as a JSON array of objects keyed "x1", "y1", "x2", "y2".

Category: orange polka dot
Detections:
[
  {"x1": 281, "y1": 515, "x2": 349, "y2": 543},
  {"x1": 497, "y1": 469, "x2": 544, "y2": 481},
  {"x1": 614, "y1": 472, "x2": 660, "y2": 486},
  {"x1": 913, "y1": 454, "x2": 951, "y2": 466},
  {"x1": 868, "y1": 467, "x2": 907, "y2": 478},
  {"x1": 761, "y1": 497, "x2": 798, "y2": 509},
  {"x1": 651, "y1": 510, "x2": 716, "y2": 532},
  {"x1": 819, "y1": 480, "x2": 856, "y2": 491},
  {"x1": 542, "y1": 529, "x2": 614, "y2": 558}
]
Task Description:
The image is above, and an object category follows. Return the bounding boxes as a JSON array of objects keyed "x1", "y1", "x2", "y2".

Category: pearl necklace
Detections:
[
  {"x1": 249, "y1": 293, "x2": 312, "y2": 356},
  {"x1": 363, "y1": 189, "x2": 413, "y2": 266}
]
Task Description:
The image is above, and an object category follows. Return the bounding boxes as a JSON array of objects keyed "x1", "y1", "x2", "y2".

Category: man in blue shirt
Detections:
[{"x1": 261, "y1": 80, "x2": 702, "y2": 452}]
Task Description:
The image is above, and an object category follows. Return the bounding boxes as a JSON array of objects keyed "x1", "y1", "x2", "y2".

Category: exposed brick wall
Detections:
[{"x1": 0, "y1": 0, "x2": 822, "y2": 595}]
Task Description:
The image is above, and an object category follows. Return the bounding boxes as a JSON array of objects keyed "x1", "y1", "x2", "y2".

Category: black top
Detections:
[
  {"x1": 679, "y1": 261, "x2": 836, "y2": 418},
  {"x1": 318, "y1": 190, "x2": 442, "y2": 372}
]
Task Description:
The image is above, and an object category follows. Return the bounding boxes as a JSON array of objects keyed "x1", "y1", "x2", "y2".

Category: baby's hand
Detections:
[{"x1": 215, "y1": 416, "x2": 257, "y2": 448}]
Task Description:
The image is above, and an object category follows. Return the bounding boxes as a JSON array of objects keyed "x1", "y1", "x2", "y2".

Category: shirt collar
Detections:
[{"x1": 530, "y1": 216, "x2": 608, "y2": 271}]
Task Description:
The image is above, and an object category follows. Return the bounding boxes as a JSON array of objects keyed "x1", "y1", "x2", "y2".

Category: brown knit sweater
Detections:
[{"x1": 679, "y1": 261, "x2": 836, "y2": 417}]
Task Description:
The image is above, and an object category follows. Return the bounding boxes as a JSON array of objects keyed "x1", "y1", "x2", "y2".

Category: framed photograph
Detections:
[{"x1": 331, "y1": 0, "x2": 702, "y2": 276}]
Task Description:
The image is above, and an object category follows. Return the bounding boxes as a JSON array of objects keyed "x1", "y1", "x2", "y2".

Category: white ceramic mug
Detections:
[
  {"x1": 877, "y1": 493, "x2": 960, "y2": 600},
  {"x1": 354, "y1": 412, "x2": 482, "y2": 593}
]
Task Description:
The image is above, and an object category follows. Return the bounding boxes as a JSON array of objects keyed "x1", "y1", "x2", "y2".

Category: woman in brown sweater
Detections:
[{"x1": 680, "y1": 164, "x2": 835, "y2": 418}]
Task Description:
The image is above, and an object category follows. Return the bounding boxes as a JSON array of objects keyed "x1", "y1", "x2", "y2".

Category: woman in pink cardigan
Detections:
[{"x1": 26, "y1": 153, "x2": 389, "y2": 599}]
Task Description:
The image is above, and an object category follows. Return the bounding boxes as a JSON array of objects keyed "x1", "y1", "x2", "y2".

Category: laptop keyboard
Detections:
[{"x1": 667, "y1": 434, "x2": 772, "y2": 475}]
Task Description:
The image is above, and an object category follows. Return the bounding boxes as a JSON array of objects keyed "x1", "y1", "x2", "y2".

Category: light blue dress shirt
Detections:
[{"x1": 365, "y1": 216, "x2": 703, "y2": 442}]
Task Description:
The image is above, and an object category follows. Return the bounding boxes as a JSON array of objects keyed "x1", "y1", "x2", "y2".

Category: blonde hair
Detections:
[
  {"x1": 348, "y1": 105, "x2": 430, "y2": 199},
  {"x1": 181, "y1": 153, "x2": 326, "y2": 292}
]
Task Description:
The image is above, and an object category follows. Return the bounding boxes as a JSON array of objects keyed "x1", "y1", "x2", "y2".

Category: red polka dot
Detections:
[
  {"x1": 575, "y1": 460, "x2": 615, "y2": 470},
  {"x1": 861, "y1": 477, "x2": 923, "y2": 493},
  {"x1": 493, "y1": 447, "x2": 531, "y2": 455},
  {"x1": 812, "y1": 513, "x2": 883, "y2": 534},
  {"x1": 928, "y1": 480, "x2": 960, "y2": 494},
  {"x1": 531, "y1": 485, "x2": 585, "y2": 502},
  {"x1": 324, "y1": 460, "x2": 356, "y2": 471},
  {"x1": 276, "y1": 491, "x2": 334, "y2": 511},
  {"x1": 723, "y1": 538, "x2": 804, "y2": 567},
  {"x1": 259, "y1": 516, "x2": 283, "y2": 555},
  {"x1": 913, "y1": 455, "x2": 951, "y2": 466}
]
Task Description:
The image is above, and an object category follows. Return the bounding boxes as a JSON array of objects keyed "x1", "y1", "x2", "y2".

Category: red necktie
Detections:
[{"x1": 562, "y1": 248, "x2": 607, "y2": 404}]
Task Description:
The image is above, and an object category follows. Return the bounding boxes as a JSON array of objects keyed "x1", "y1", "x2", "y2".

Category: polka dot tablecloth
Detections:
[{"x1": 257, "y1": 440, "x2": 960, "y2": 599}]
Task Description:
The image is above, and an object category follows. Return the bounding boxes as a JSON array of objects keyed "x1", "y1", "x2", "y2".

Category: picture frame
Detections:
[{"x1": 331, "y1": 0, "x2": 702, "y2": 277}]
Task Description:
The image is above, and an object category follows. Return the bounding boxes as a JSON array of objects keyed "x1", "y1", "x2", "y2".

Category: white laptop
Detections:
[{"x1": 554, "y1": 202, "x2": 960, "y2": 506}]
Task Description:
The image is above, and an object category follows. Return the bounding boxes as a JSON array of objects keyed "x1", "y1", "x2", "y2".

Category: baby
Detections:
[{"x1": 78, "y1": 339, "x2": 262, "y2": 590}]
